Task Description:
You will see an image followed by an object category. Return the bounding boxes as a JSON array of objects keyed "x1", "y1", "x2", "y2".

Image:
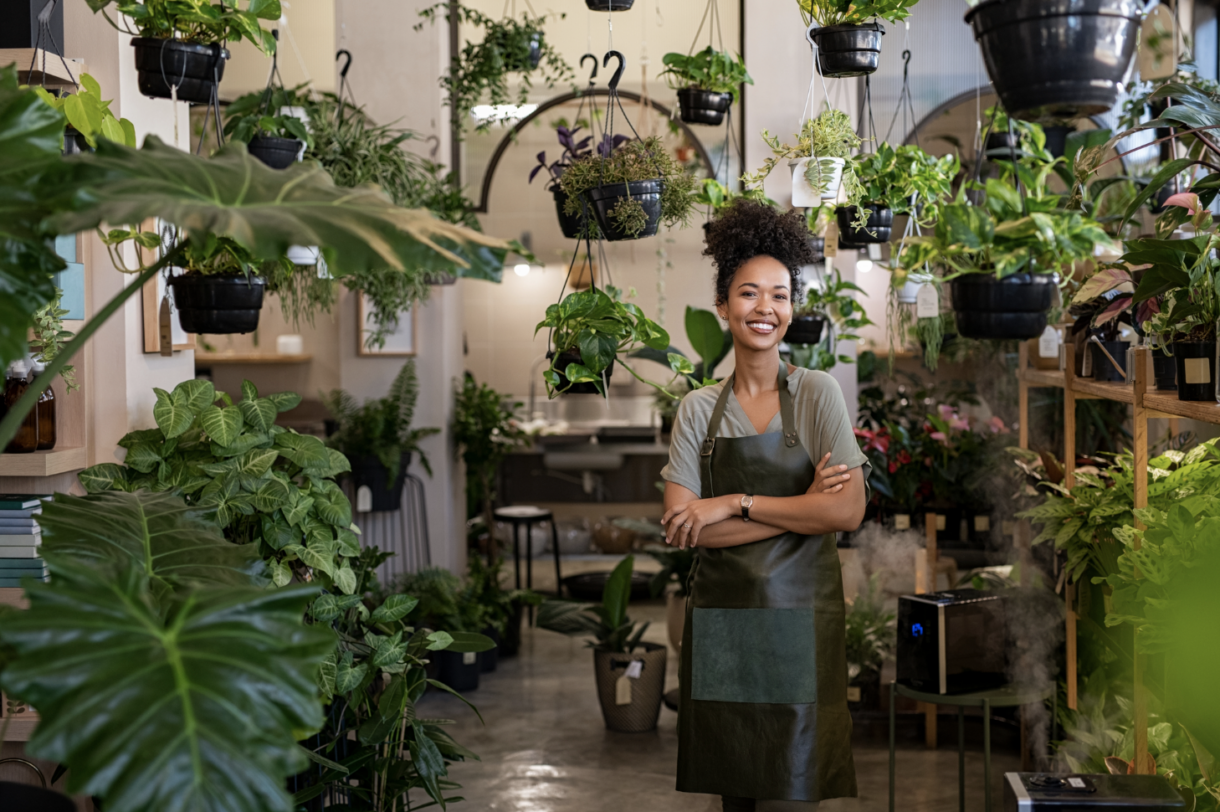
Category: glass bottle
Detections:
[
  {"x1": 3, "y1": 360, "x2": 38, "y2": 453},
  {"x1": 31, "y1": 359, "x2": 56, "y2": 451}
]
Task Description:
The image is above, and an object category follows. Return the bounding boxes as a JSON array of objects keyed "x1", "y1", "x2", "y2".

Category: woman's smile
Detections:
[{"x1": 746, "y1": 320, "x2": 777, "y2": 335}]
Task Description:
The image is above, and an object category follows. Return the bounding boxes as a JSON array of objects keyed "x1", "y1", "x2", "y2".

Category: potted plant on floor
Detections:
[
  {"x1": 745, "y1": 109, "x2": 861, "y2": 208},
  {"x1": 416, "y1": 4, "x2": 572, "y2": 136},
  {"x1": 323, "y1": 359, "x2": 439, "y2": 511},
  {"x1": 645, "y1": 543, "x2": 695, "y2": 652},
  {"x1": 841, "y1": 142, "x2": 958, "y2": 244},
  {"x1": 33, "y1": 74, "x2": 136, "y2": 153},
  {"x1": 392, "y1": 567, "x2": 490, "y2": 692},
  {"x1": 224, "y1": 84, "x2": 314, "y2": 169},
  {"x1": 538, "y1": 555, "x2": 668, "y2": 732},
  {"x1": 85, "y1": 0, "x2": 279, "y2": 102},
  {"x1": 798, "y1": 0, "x2": 918, "y2": 77},
  {"x1": 530, "y1": 124, "x2": 598, "y2": 238},
  {"x1": 558, "y1": 136, "x2": 697, "y2": 241},
  {"x1": 658, "y1": 46, "x2": 753, "y2": 126},
  {"x1": 845, "y1": 573, "x2": 895, "y2": 712},
  {"x1": 466, "y1": 555, "x2": 543, "y2": 668}
]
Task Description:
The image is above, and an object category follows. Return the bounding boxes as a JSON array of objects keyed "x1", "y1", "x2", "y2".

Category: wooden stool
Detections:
[{"x1": 492, "y1": 506, "x2": 563, "y2": 613}]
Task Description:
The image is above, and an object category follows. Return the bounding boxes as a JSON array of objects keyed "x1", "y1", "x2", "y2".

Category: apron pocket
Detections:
[{"x1": 690, "y1": 607, "x2": 817, "y2": 704}]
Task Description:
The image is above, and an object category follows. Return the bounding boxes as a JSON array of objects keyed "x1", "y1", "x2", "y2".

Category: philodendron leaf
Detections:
[
  {"x1": 48, "y1": 136, "x2": 512, "y2": 281},
  {"x1": 201, "y1": 404, "x2": 245, "y2": 447},
  {"x1": 153, "y1": 386, "x2": 194, "y2": 439},
  {"x1": 37, "y1": 491, "x2": 264, "y2": 597},
  {"x1": 0, "y1": 577, "x2": 334, "y2": 812}
]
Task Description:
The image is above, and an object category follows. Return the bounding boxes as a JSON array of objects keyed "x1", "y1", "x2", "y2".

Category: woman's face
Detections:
[{"x1": 716, "y1": 255, "x2": 794, "y2": 354}]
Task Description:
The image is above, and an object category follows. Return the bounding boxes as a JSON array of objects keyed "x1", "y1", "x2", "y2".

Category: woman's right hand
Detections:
[{"x1": 810, "y1": 452, "x2": 851, "y2": 494}]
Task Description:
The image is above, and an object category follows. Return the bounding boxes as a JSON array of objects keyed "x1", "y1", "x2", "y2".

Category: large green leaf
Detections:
[
  {"x1": 685, "y1": 306, "x2": 725, "y2": 373},
  {"x1": 49, "y1": 136, "x2": 511, "y2": 280},
  {"x1": 38, "y1": 491, "x2": 264, "y2": 596},
  {"x1": 0, "y1": 578, "x2": 334, "y2": 812}
]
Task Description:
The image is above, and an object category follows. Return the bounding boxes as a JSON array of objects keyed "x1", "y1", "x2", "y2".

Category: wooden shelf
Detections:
[
  {"x1": 1143, "y1": 391, "x2": 1220, "y2": 422},
  {"x1": 195, "y1": 353, "x2": 313, "y2": 365},
  {"x1": 0, "y1": 446, "x2": 87, "y2": 477},
  {"x1": 1071, "y1": 377, "x2": 1134, "y2": 404},
  {"x1": 1017, "y1": 368, "x2": 1066, "y2": 388},
  {"x1": 0, "y1": 49, "x2": 86, "y2": 87}
]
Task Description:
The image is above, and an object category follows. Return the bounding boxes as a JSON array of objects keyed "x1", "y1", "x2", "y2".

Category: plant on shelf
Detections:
[
  {"x1": 797, "y1": 0, "x2": 919, "y2": 27},
  {"x1": 536, "y1": 285, "x2": 688, "y2": 398},
  {"x1": 453, "y1": 375, "x2": 528, "y2": 535},
  {"x1": 0, "y1": 490, "x2": 335, "y2": 812},
  {"x1": 87, "y1": 0, "x2": 280, "y2": 53},
  {"x1": 466, "y1": 554, "x2": 542, "y2": 640},
  {"x1": 416, "y1": 4, "x2": 572, "y2": 135},
  {"x1": 32, "y1": 73, "x2": 136, "y2": 150},
  {"x1": 1124, "y1": 212, "x2": 1219, "y2": 347},
  {"x1": 29, "y1": 288, "x2": 77, "y2": 391},
  {"x1": 745, "y1": 109, "x2": 861, "y2": 207},
  {"x1": 557, "y1": 136, "x2": 697, "y2": 240},
  {"x1": 844, "y1": 573, "x2": 895, "y2": 706},
  {"x1": 847, "y1": 142, "x2": 959, "y2": 230}
]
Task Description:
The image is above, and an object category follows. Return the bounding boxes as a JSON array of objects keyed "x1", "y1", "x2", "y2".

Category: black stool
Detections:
[{"x1": 492, "y1": 507, "x2": 563, "y2": 611}]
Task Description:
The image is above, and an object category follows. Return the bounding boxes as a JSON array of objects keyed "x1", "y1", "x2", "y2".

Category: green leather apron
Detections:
[{"x1": 676, "y1": 365, "x2": 856, "y2": 803}]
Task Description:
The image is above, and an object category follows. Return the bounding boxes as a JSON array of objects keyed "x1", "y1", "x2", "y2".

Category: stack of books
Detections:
[{"x1": 0, "y1": 494, "x2": 50, "y2": 587}]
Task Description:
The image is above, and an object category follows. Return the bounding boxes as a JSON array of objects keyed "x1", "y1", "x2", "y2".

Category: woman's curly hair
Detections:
[{"x1": 703, "y1": 199, "x2": 813, "y2": 305}]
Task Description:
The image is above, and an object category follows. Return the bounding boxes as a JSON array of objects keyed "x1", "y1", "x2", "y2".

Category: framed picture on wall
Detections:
[{"x1": 357, "y1": 294, "x2": 416, "y2": 356}]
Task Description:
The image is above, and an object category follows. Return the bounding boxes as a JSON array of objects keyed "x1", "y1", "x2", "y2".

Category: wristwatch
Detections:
[{"x1": 740, "y1": 494, "x2": 754, "y2": 522}]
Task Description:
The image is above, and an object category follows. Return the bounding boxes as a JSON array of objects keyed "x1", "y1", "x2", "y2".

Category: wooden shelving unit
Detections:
[
  {"x1": 195, "y1": 353, "x2": 313, "y2": 365},
  {"x1": 0, "y1": 446, "x2": 87, "y2": 477},
  {"x1": 0, "y1": 49, "x2": 86, "y2": 88}
]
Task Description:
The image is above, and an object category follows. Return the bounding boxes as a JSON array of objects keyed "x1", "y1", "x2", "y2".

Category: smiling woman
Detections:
[{"x1": 660, "y1": 199, "x2": 869, "y2": 812}]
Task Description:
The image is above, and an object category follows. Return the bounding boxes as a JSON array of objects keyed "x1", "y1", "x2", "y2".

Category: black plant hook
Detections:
[
  {"x1": 603, "y1": 50, "x2": 625, "y2": 93},
  {"x1": 336, "y1": 49, "x2": 354, "y2": 123},
  {"x1": 581, "y1": 53, "x2": 599, "y2": 85}
]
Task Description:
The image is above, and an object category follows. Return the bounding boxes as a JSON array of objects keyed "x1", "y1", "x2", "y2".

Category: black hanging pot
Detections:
[
  {"x1": 348, "y1": 452, "x2": 411, "y2": 512},
  {"x1": 435, "y1": 648, "x2": 481, "y2": 692},
  {"x1": 494, "y1": 31, "x2": 543, "y2": 71},
  {"x1": 549, "y1": 349, "x2": 614, "y2": 395},
  {"x1": 808, "y1": 236, "x2": 825, "y2": 262},
  {"x1": 168, "y1": 274, "x2": 264, "y2": 334},
  {"x1": 950, "y1": 273, "x2": 1056, "y2": 340},
  {"x1": 1041, "y1": 125, "x2": 1073, "y2": 159},
  {"x1": 62, "y1": 125, "x2": 91, "y2": 156},
  {"x1": 1171, "y1": 341, "x2": 1218, "y2": 402},
  {"x1": 0, "y1": 781, "x2": 75, "y2": 812},
  {"x1": 586, "y1": 0, "x2": 634, "y2": 10},
  {"x1": 984, "y1": 131, "x2": 1021, "y2": 157},
  {"x1": 809, "y1": 22, "x2": 884, "y2": 78},
  {"x1": 553, "y1": 187, "x2": 587, "y2": 239},
  {"x1": 677, "y1": 88, "x2": 732, "y2": 126},
  {"x1": 131, "y1": 37, "x2": 229, "y2": 103},
  {"x1": 586, "y1": 179, "x2": 663, "y2": 241},
  {"x1": 836, "y1": 204, "x2": 893, "y2": 244},
  {"x1": 1089, "y1": 339, "x2": 1128, "y2": 383},
  {"x1": 786, "y1": 314, "x2": 826, "y2": 345},
  {"x1": 247, "y1": 135, "x2": 303, "y2": 169},
  {"x1": 1152, "y1": 346, "x2": 1177, "y2": 391},
  {"x1": 964, "y1": 0, "x2": 1141, "y2": 121}
]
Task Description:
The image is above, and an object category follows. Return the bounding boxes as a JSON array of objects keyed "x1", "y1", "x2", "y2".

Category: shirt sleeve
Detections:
[
  {"x1": 803, "y1": 371, "x2": 872, "y2": 498},
  {"x1": 660, "y1": 392, "x2": 704, "y2": 496}
]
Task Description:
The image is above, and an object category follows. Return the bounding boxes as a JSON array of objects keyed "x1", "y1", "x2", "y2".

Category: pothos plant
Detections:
[
  {"x1": 797, "y1": 0, "x2": 919, "y2": 28},
  {"x1": 536, "y1": 285, "x2": 689, "y2": 398},
  {"x1": 789, "y1": 268, "x2": 873, "y2": 371},
  {"x1": 223, "y1": 83, "x2": 314, "y2": 149},
  {"x1": 33, "y1": 73, "x2": 136, "y2": 149},
  {"x1": 848, "y1": 142, "x2": 959, "y2": 229},
  {"x1": 86, "y1": 0, "x2": 281, "y2": 54},
  {"x1": 744, "y1": 109, "x2": 861, "y2": 200},
  {"x1": 658, "y1": 46, "x2": 753, "y2": 100},
  {"x1": 29, "y1": 288, "x2": 77, "y2": 391},
  {"x1": 416, "y1": 4, "x2": 573, "y2": 136}
]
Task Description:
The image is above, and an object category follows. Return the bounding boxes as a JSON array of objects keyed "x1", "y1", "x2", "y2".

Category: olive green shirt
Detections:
[{"x1": 661, "y1": 367, "x2": 870, "y2": 497}]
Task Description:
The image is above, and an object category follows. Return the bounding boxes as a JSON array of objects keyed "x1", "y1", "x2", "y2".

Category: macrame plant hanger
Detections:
[{"x1": 27, "y1": 0, "x2": 77, "y2": 91}]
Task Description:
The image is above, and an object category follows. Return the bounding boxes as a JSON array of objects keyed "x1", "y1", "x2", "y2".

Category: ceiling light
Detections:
[
  {"x1": 856, "y1": 259, "x2": 873, "y2": 273},
  {"x1": 513, "y1": 263, "x2": 531, "y2": 277}
]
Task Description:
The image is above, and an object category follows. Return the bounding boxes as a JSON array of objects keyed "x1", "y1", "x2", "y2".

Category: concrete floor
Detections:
[{"x1": 418, "y1": 600, "x2": 1022, "y2": 812}]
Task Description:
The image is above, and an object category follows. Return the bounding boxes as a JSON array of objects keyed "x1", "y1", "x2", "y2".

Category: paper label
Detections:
[
  {"x1": 1068, "y1": 777, "x2": 1087, "y2": 789},
  {"x1": 894, "y1": 514, "x2": 911, "y2": 530},
  {"x1": 625, "y1": 660, "x2": 644, "y2": 679},
  {"x1": 1139, "y1": 6, "x2": 1178, "y2": 81},
  {"x1": 824, "y1": 223, "x2": 838, "y2": 257},
  {"x1": 1081, "y1": 346, "x2": 1093, "y2": 377},
  {"x1": 615, "y1": 674, "x2": 633, "y2": 705},
  {"x1": 915, "y1": 284, "x2": 938, "y2": 319},
  {"x1": 974, "y1": 516, "x2": 991, "y2": 532},
  {"x1": 159, "y1": 295, "x2": 174, "y2": 356},
  {"x1": 356, "y1": 486, "x2": 373, "y2": 513},
  {"x1": 846, "y1": 686, "x2": 861, "y2": 702},
  {"x1": 1184, "y1": 357, "x2": 1212, "y2": 385},
  {"x1": 462, "y1": 652, "x2": 477, "y2": 666},
  {"x1": 867, "y1": 243, "x2": 883, "y2": 260},
  {"x1": 1038, "y1": 326, "x2": 1059, "y2": 359}
]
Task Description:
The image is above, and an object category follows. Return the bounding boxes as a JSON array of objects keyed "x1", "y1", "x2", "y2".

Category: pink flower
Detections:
[
  {"x1": 937, "y1": 404, "x2": 955, "y2": 421},
  {"x1": 950, "y1": 415, "x2": 970, "y2": 431},
  {"x1": 988, "y1": 416, "x2": 1010, "y2": 434},
  {"x1": 1164, "y1": 192, "x2": 1201, "y2": 214},
  {"x1": 930, "y1": 431, "x2": 948, "y2": 445}
]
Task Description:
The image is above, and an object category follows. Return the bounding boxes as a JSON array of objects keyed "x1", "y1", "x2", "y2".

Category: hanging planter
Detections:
[
  {"x1": 677, "y1": 89, "x2": 732, "y2": 126},
  {"x1": 347, "y1": 452, "x2": 412, "y2": 512},
  {"x1": 950, "y1": 273, "x2": 1056, "y2": 340},
  {"x1": 791, "y1": 157, "x2": 845, "y2": 207},
  {"x1": 1171, "y1": 341, "x2": 1218, "y2": 402},
  {"x1": 131, "y1": 38, "x2": 230, "y2": 103},
  {"x1": 983, "y1": 131, "x2": 1020, "y2": 156},
  {"x1": 585, "y1": 0, "x2": 635, "y2": 10},
  {"x1": 553, "y1": 187, "x2": 587, "y2": 239},
  {"x1": 168, "y1": 274, "x2": 264, "y2": 334},
  {"x1": 808, "y1": 22, "x2": 884, "y2": 78},
  {"x1": 548, "y1": 349, "x2": 614, "y2": 395},
  {"x1": 660, "y1": 48, "x2": 752, "y2": 127},
  {"x1": 587, "y1": 180, "x2": 664, "y2": 241},
  {"x1": 809, "y1": 236, "x2": 825, "y2": 261},
  {"x1": 836, "y1": 204, "x2": 893, "y2": 244},
  {"x1": 785, "y1": 313, "x2": 826, "y2": 345},
  {"x1": 964, "y1": 0, "x2": 1141, "y2": 121},
  {"x1": 246, "y1": 135, "x2": 304, "y2": 169}
]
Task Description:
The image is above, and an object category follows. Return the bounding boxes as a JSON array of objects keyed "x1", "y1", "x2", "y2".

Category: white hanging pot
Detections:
[
  {"x1": 791, "y1": 157, "x2": 845, "y2": 207},
  {"x1": 897, "y1": 272, "x2": 935, "y2": 304},
  {"x1": 287, "y1": 245, "x2": 321, "y2": 266}
]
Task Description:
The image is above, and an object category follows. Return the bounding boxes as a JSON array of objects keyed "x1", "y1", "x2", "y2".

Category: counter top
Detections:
[{"x1": 515, "y1": 441, "x2": 670, "y2": 456}]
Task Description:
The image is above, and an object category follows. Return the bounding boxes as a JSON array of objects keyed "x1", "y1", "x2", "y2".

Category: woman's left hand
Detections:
[{"x1": 662, "y1": 495, "x2": 737, "y2": 549}]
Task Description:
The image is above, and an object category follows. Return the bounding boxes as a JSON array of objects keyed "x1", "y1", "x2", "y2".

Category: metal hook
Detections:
[
  {"x1": 425, "y1": 134, "x2": 440, "y2": 158},
  {"x1": 901, "y1": 49, "x2": 911, "y2": 80},
  {"x1": 602, "y1": 50, "x2": 625, "y2": 92},
  {"x1": 336, "y1": 49, "x2": 352, "y2": 78},
  {"x1": 580, "y1": 53, "x2": 599, "y2": 85}
]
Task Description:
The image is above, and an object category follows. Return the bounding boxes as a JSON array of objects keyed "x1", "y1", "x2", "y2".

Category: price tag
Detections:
[
  {"x1": 846, "y1": 686, "x2": 861, "y2": 702},
  {"x1": 462, "y1": 652, "x2": 477, "y2": 666},
  {"x1": 615, "y1": 674, "x2": 633, "y2": 705},
  {"x1": 158, "y1": 295, "x2": 174, "y2": 357},
  {"x1": 356, "y1": 486, "x2": 373, "y2": 513},
  {"x1": 915, "y1": 284, "x2": 938, "y2": 319},
  {"x1": 824, "y1": 223, "x2": 838, "y2": 257},
  {"x1": 1038, "y1": 325, "x2": 1059, "y2": 359},
  {"x1": 974, "y1": 515, "x2": 991, "y2": 532},
  {"x1": 1184, "y1": 357, "x2": 1212, "y2": 385},
  {"x1": 1139, "y1": 5, "x2": 1178, "y2": 81},
  {"x1": 935, "y1": 514, "x2": 946, "y2": 531},
  {"x1": 625, "y1": 660, "x2": 644, "y2": 679},
  {"x1": 1081, "y1": 345, "x2": 1093, "y2": 377},
  {"x1": 894, "y1": 514, "x2": 911, "y2": 531}
]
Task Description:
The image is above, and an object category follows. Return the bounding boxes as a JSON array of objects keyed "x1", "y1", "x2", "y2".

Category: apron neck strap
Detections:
[{"x1": 700, "y1": 363, "x2": 799, "y2": 457}]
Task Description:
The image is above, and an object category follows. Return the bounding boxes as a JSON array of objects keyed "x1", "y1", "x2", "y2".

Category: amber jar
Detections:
[
  {"x1": 4, "y1": 360, "x2": 38, "y2": 453},
  {"x1": 31, "y1": 360, "x2": 56, "y2": 451}
]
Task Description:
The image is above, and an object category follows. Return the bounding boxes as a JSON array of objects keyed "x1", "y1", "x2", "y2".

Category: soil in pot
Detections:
[
  {"x1": 1172, "y1": 341, "x2": 1218, "y2": 402},
  {"x1": 348, "y1": 452, "x2": 411, "y2": 512},
  {"x1": 131, "y1": 37, "x2": 230, "y2": 103},
  {"x1": 585, "y1": 0, "x2": 634, "y2": 10},
  {"x1": 809, "y1": 23, "x2": 884, "y2": 78},
  {"x1": 479, "y1": 625, "x2": 501, "y2": 673},
  {"x1": 247, "y1": 135, "x2": 303, "y2": 169},
  {"x1": 168, "y1": 274, "x2": 265, "y2": 334},
  {"x1": 964, "y1": 0, "x2": 1141, "y2": 121},
  {"x1": 1090, "y1": 340, "x2": 1128, "y2": 383},
  {"x1": 552, "y1": 187, "x2": 587, "y2": 239},
  {"x1": 1153, "y1": 347, "x2": 1177, "y2": 391},
  {"x1": 785, "y1": 314, "x2": 826, "y2": 345},
  {"x1": 836, "y1": 204, "x2": 893, "y2": 244},
  {"x1": 678, "y1": 88, "x2": 733, "y2": 126},
  {"x1": 549, "y1": 349, "x2": 613, "y2": 395},
  {"x1": 435, "y1": 648, "x2": 481, "y2": 692},
  {"x1": 593, "y1": 643, "x2": 668, "y2": 732},
  {"x1": 586, "y1": 179, "x2": 663, "y2": 241}
]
